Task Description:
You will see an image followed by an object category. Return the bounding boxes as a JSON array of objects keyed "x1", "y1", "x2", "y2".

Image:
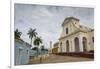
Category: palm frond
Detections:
[
  {"x1": 33, "y1": 37, "x2": 42, "y2": 46},
  {"x1": 14, "y1": 29, "x2": 22, "y2": 39}
]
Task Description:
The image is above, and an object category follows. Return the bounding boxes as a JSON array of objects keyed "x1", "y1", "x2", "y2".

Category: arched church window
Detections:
[{"x1": 66, "y1": 28, "x2": 68, "y2": 34}]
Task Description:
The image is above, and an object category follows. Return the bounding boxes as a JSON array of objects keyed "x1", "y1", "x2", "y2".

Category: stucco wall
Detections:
[
  {"x1": 60, "y1": 19, "x2": 80, "y2": 38},
  {"x1": 15, "y1": 39, "x2": 31, "y2": 65},
  {"x1": 59, "y1": 32, "x2": 82, "y2": 52},
  {"x1": 58, "y1": 17, "x2": 94, "y2": 53}
]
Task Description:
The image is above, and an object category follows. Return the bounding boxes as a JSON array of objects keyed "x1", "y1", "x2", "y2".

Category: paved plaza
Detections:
[{"x1": 29, "y1": 54, "x2": 93, "y2": 64}]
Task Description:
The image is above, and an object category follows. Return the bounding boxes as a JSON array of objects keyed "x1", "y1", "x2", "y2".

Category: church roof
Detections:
[
  {"x1": 64, "y1": 17, "x2": 80, "y2": 21},
  {"x1": 79, "y1": 25, "x2": 93, "y2": 32},
  {"x1": 62, "y1": 17, "x2": 80, "y2": 26},
  {"x1": 59, "y1": 16, "x2": 94, "y2": 40}
]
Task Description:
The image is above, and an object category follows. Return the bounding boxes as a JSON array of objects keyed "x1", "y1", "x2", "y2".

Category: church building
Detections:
[{"x1": 53, "y1": 17, "x2": 94, "y2": 53}]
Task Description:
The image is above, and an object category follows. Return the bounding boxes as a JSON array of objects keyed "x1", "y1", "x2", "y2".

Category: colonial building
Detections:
[
  {"x1": 15, "y1": 39, "x2": 31, "y2": 65},
  {"x1": 52, "y1": 42, "x2": 59, "y2": 54},
  {"x1": 54, "y1": 17, "x2": 94, "y2": 53},
  {"x1": 15, "y1": 39, "x2": 50, "y2": 65}
]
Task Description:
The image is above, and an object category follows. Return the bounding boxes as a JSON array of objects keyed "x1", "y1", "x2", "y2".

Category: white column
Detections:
[
  {"x1": 71, "y1": 38, "x2": 75, "y2": 52},
  {"x1": 79, "y1": 36, "x2": 83, "y2": 52},
  {"x1": 69, "y1": 40, "x2": 71, "y2": 52},
  {"x1": 70, "y1": 39, "x2": 74, "y2": 52}
]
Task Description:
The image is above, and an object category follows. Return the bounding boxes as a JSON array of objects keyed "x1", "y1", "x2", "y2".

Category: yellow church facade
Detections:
[{"x1": 53, "y1": 17, "x2": 94, "y2": 53}]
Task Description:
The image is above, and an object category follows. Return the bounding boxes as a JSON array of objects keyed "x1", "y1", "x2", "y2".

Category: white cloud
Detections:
[{"x1": 15, "y1": 4, "x2": 94, "y2": 48}]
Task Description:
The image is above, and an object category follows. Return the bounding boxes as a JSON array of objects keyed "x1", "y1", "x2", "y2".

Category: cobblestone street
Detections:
[{"x1": 29, "y1": 54, "x2": 93, "y2": 64}]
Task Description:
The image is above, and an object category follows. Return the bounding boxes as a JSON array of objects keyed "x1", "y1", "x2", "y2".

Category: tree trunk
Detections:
[
  {"x1": 31, "y1": 38, "x2": 32, "y2": 47},
  {"x1": 37, "y1": 47, "x2": 39, "y2": 56}
]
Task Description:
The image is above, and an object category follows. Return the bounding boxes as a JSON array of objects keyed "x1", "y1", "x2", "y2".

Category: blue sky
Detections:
[{"x1": 14, "y1": 4, "x2": 94, "y2": 48}]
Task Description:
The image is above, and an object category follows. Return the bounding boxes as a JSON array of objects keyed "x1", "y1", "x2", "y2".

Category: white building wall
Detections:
[
  {"x1": 15, "y1": 40, "x2": 31, "y2": 65},
  {"x1": 70, "y1": 32, "x2": 82, "y2": 52},
  {"x1": 61, "y1": 19, "x2": 80, "y2": 37},
  {"x1": 71, "y1": 38, "x2": 75, "y2": 52},
  {"x1": 79, "y1": 32, "x2": 91, "y2": 51},
  {"x1": 79, "y1": 35, "x2": 84, "y2": 52},
  {"x1": 58, "y1": 17, "x2": 94, "y2": 53},
  {"x1": 59, "y1": 31, "x2": 94, "y2": 53},
  {"x1": 89, "y1": 31, "x2": 94, "y2": 50}
]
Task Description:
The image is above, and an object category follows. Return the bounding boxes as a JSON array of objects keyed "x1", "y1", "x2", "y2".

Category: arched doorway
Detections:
[
  {"x1": 66, "y1": 40, "x2": 69, "y2": 52},
  {"x1": 74, "y1": 37, "x2": 80, "y2": 52},
  {"x1": 83, "y1": 37, "x2": 87, "y2": 52}
]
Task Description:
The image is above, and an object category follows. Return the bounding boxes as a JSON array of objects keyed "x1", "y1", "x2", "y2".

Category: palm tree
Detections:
[
  {"x1": 33, "y1": 37, "x2": 42, "y2": 56},
  {"x1": 14, "y1": 29, "x2": 22, "y2": 39},
  {"x1": 27, "y1": 28, "x2": 37, "y2": 47},
  {"x1": 33, "y1": 37, "x2": 43, "y2": 63},
  {"x1": 41, "y1": 45, "x2": 45, "y2": 50}
]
